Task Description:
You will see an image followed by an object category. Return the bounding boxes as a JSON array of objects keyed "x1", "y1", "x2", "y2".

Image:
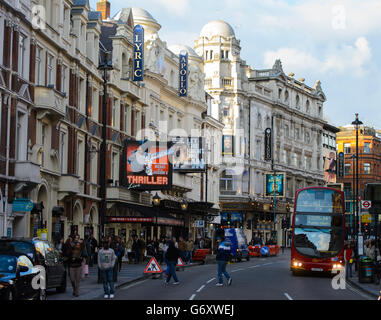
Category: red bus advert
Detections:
[{"x1": 291, "y1": 187, "x2": 345, "y2": 275}]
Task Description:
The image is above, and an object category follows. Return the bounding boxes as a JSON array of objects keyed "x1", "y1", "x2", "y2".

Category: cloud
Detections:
[
  {"x1": 151, "y1": 0, "x2": 190, "y2": 16},
  {"x1": 263, "y1": 37, "x2": 372, "y2": 77}
]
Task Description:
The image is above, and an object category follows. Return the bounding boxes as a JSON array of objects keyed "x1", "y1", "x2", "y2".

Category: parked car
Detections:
[
  {"x1": 0, "y1": 253, "x2": 44, "y2": 300},
  {"x1": 0, "y1": 238, "x2": 66, "y2": 293},
  {"x1": 224, "y1": 228, "x2": 250, "y2": 262}
]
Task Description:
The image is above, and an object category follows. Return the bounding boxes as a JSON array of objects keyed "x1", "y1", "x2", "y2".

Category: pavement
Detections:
[
  {"x1": 346, "y1": 268, "x2": 380, "y2": 299},
  {"x1": 47, "y1": 259, "x2": 203, "y2": 300}
]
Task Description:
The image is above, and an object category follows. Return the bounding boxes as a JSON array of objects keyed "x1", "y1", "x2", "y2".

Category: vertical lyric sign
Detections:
[
  {"x1": 179, "y1": 51, "x2": 188, "y2": 96},
  {"x1": 133, "y1": 25, "x2": 144, "y2": 81}
]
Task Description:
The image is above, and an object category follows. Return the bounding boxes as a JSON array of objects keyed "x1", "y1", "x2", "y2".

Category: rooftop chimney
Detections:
[{"x1": 97, "y1": 0, "x2": 111, "y2": 20}]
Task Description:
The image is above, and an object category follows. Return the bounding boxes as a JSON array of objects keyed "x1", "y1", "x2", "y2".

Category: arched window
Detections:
[
  {"x1": 284, "y1": 90, "x2": 289, "y2": 103},
  {"x1": 128, "y1": 58, "x2": 133, "y2": 80},
  {"x1": 257, "y1": 113, "x2": 262, "y2": 129},
  {"x1": 296, "y1": 95, "x2": 300, "y2": 109},
  {"x1": 306, "y1": 100, "x2": 310, "y2": 114}
]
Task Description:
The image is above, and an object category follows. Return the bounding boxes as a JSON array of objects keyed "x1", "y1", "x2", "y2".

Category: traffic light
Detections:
[
  {"x1": 282, "y1": 219, "x2": 286, "y2": 229},
  {"x1": 227, "y1": 213, "x2": 231, "y2": 226},
  {"x1": 246, "y1": 220, "x2": 252, "y2": 230}
]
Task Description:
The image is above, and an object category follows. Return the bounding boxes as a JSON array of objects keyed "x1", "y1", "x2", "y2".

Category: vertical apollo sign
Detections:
[
  {"x1": 179, "y1": 51, "x2": 188, "y2": 96},
  {"x1": 133, "y1": 25, "x2": 144, "y2": 82}
]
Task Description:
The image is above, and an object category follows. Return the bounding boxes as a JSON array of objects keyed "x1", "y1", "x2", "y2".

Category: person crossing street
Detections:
[{"x1": 216, "y1": 234, "x2": 232, "y2": 287}]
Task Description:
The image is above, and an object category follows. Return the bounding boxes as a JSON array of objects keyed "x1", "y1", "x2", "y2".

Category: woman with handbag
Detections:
[{"x1": 344, "y1": 243, "x2": 354, "y2": 279}]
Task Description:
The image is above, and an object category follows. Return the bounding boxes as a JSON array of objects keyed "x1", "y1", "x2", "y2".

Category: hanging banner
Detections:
[
  {"x1": 123, "y1": 139, "x2": 173, "y2": 190},
  {"x1": 336, "y1": 152, "x2": 344, "y2": 179},
  {"x1": 222, "y1": 135, "x2": 234, "y2": 156},
  {"x1": 178, "y1": 51, "x2": 188, "y2": 96},
  {"x1": 264, "y1": 172, "x2": 285, "y2": 197},
  {"x1": 133, "y1": 24, "x2": 144, "y2": 81}
]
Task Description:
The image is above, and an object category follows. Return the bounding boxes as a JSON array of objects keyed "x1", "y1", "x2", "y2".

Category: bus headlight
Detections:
[
  {"x1": 333, "y1": 264, "x2": 343, "y2": 269},
  {"x1": 293, "y1": 262, "x2": 302, "y2": 267}
]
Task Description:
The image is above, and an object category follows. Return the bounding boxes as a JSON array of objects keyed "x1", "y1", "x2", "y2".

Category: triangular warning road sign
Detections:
[
  {"x1": 176, "y1": 258, "x2": 185, "y2": 267},
  {"x1": 144, "y1": 257, "x2": 162, "y2": 274}
]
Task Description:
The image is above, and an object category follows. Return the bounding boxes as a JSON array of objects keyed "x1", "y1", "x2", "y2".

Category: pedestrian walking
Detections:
[
  {"x1": 132, "y1": 235, "x2": 141, "y2": 264},
  {"x1": 344, "y1": 243, "x2": 353, "y2": 278},
  {"x1": 158, "y1": 238, "x2": 165, "y2": 264},
  {"x1": 116, "y1": 239, "x2": 125, "y2": 272},
  {"x1": 62, "y1": 237, "x2": 73, "y2": 276},
  {"x1": 178, "y1": 236, "x2": 187, "y2": 263},
  {"x1": 139, "y1": 237, "x2": 146, "y2": 263},
  {"x1": 89, "y1": 235, "x2": 98, "y2": 267},
  {"x1": 186, "y1": 239, "x2": 194, "y2": 264},
  {"x1": 84, "y1": 236, "x2": 92, "y2": 277},
  {"x1": 165, "y1": 241, "x2": 180, "y2": 285},
  {"x1": 215, "y1": 235, "x2": 232, "y2": 287},
  {"x1": 68, "y1": 241, "x2": 86, "y2": 297},
  {"x1": 98, "y1": 240, "x2": 117, "y2": 299}
]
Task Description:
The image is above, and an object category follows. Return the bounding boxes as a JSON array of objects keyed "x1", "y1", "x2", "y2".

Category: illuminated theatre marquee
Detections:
[{"x1": 133, "y1": 24, "x2": 144, "y2": 81}]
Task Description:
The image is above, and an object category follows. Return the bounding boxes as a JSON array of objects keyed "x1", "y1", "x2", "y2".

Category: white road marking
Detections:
[
  {"x1": 121, "y1": 279, "x2": 150, "y2": 290},
  {"x1": 261, "y1": 263, "x2": 273, "y2": 266},
  {"x1": 189, "y1": 294, "x2": 196, "y2": 300},
  {"x1": 284, "y1": 293, "x2": 293, "y2": 300},
  {"x1": 248, "y1": 265, "x2": 260, "y2": 269},
  {"x1": 196, "y1": 285, "x2": 205, "y2": 292},
  {"x1": 231, "y1": 268, "x2": 244, "y2": 273},
  {"x1": 207, "y1": 278, "x2": 216, "y2": 284}
]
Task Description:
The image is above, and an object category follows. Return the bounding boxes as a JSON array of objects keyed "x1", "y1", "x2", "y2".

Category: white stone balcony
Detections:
[
  {"x1": 14, "y1": 161, "x2": 41, "y2": 185},
  {"x1": 35, "y1": 86, "x2": 66, "y2": 122},
  {"x1": 58, "y1": 175, "x2": 80, "y2": 200}
]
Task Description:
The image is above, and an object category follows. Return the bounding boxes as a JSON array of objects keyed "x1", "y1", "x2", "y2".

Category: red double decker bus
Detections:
[{"x1": 291, "y1": 187, "x2": 346, "y2": 275}]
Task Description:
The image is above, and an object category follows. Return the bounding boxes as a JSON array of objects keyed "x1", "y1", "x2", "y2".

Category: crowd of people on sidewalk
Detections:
[
  {"x1": 57, "y1": 234, "x2": 125, "y2": 298},
  {"x1": 54, "y1": 233, "x2": 217, "y2": 298},
  {"x1": 343, "y1": 239, "x2": 381, "y2": 280}
]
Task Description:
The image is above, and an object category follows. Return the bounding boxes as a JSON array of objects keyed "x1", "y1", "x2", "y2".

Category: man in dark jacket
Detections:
[
  {"x1": 216, "y1": 235, "x2": 232, "y2": 287},
  {"x1": 132, "y1": 235, "x2": 141, "y2": 264},
  {"x1": 165, "y1": 241, "x2": 180, "y2": 285}
]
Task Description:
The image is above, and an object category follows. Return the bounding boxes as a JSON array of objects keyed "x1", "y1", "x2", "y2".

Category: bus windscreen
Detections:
[{"x1": 295, "y1": 189, "x2": 343, "y2": 213}]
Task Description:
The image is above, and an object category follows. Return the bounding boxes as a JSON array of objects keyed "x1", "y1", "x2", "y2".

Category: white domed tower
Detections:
[
  {"x1": 194, "y1": 20, "x2": 249, "y2": 133},
  {"x1": 194, "y1": 20, "x2": 245, "y2": 94}
]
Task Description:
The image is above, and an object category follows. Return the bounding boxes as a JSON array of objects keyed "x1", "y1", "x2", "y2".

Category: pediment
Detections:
[{"x1": 19, "y1": 84, "x2": 32, "y2": 103}]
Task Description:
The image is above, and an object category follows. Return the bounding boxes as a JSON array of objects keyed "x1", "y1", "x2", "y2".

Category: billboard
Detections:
[
  {"x1": 323, "y1": 150, "x2": 337, "y2": 183},
  {"x1": 123, "y1": 140, "x2": 173, "y2": 190},
  {"x1": 171, "y1": 136, "x2": 206, "y2": 172},
  {"x1": 222, "y1": 135, "x2": 234, "y2": 156},
  {"x1": 264, "y1": 172, "x2": 285, "y2": 198}
]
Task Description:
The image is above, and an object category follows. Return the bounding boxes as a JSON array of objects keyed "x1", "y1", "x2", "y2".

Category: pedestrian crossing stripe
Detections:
[
  {"x1": 176, "y1": 258, "x2": 185, "y2": 267},
  {"x1": 144, "y1": 257, "x2": 162, "y2": 273}
]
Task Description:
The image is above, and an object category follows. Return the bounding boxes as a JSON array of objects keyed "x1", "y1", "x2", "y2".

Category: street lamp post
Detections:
[
  {"x1": 98, "y1": 52, "x2": 113, "y2": 242},
  {"x1": 152, "y1": 193, "x2": 161, "y2": 239},
  {"x1": 351, "y1": 154, "x2": 356, "y2": 237},
  {"x1": 351, "y1": 113, "x2": 363, "y2": 254}
]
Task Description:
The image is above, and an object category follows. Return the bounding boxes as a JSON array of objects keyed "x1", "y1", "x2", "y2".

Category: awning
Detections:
[{"x1": 111, "y1": 203, "x2": 184, "y2": 227}]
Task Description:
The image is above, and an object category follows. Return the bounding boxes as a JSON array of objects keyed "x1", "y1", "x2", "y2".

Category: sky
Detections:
[{"x1": 89, "y1": 0, "x2": 381, "y2": 129}]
